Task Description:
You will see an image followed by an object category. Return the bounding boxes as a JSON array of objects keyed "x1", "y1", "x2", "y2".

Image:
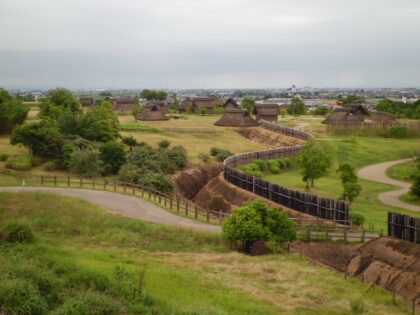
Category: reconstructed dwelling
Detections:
[
  {"x1": 179, "y1": 97, "x2": 219, "y2": 114},
  {"x1": 253, "y1": 104, "x2": 279, "y2": 122},
  {"x1": 79, "y1": 97, "x2": 95, "y2": 108},
  {"x1": 147, "y1": 101, "x2": 170, "y2": 114},
  {"x1": 137, "y1": 104, "x2": 168, "y2": 121},
  {"x1": 370, "y1": 111, "x2": 397, "y2": 123},
  {"x1": 112, "y1": 97, "x2": 136, "y2": 112},
  {"x1": 222, "y1": 98, "x2": 240, "y2": 110},
  {"x1": 322, "y1": 105, "x2": 368, "y2": 125},
  {"x1": 214, "y1": 109, "x2": 258, "y2": 127}
]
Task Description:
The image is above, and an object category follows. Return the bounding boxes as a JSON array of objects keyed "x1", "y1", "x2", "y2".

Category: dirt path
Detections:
[
  {"x1": 357, "y1": 159, "x2": 420, "y2": 212},
  {"x1": 0, "y1": 187, "x2": 221, "y2": 233}
]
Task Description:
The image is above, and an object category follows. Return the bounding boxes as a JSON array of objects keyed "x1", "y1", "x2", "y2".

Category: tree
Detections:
[
  {"x1": 0, "y1": 90, "x2": 30, "y2": 134},
  {"x1": 222, "y1": 200, "x2": 296, "y2": 247},
  {"x1": 410, "y1": 164, "x2": 420, "y2": 198},
  {"x1": 300, "y1": 143, "x2": 331, "y2": 190},
  {"x1": 241, "y1": 97, "x2": 256, "y2": 114},
  {"x1": 337, "y1": 94, "x2": 365, "y2": 105},
  {"x1": 141, "y1": 89, "x2": 167, "y2": 101},
  {"x1": 170, "y1": 96, "x2": 180, "y2": 112},
  {"x1": 122, "y1": 136, "x2": 137, "y2": 152},
  {"x1": 336, "y1": 163, "x2": 357, "y2": 183},
  {"x1": 287, "y1": 97, "x2": 307, "y2": 115},
  {"x1": 340, "y1": 182, "x2": 362, "y2": 206},
  {"x1": 69, "y1": 149, "x2": 104, "y2": 177},
  {"x1": 11, "y1": 122, "x2": 63, "y2": 158},
  {"x1": 99, "y1": 142, "x2": 126, "y2": 175},
  {"x1": 39, "y1": 88, "x2": 81, "y2": 120}
]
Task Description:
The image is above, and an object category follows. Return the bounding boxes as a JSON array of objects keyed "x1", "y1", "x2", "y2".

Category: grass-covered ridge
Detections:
[{"x1": 0, "y1": 191, "x2": 409, "y2": 314}]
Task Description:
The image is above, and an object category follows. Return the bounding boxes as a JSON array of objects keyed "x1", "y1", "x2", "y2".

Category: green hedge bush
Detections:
[{"x1": 5, "y1": 156, "x2": 33, "y2": 170}]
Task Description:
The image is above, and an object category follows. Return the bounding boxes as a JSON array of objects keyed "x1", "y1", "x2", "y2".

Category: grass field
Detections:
[
  {"x1": 387, "y1": 160, "x2": 417, "y2": 182},
  {"x1": 262, "y1": 138, "x2": 420, "y2": 230},
  {"x1": 118, "y1": 115, "x2": 266, "y2": 165},
  {"x1": 0, "y1": 191, "x2": 410, "y2": 314}
]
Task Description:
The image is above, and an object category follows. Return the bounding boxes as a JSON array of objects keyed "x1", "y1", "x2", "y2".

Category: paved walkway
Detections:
[
  {"x1": 357, "y1": 159, "x2": 420, "y2": 212},
  {"x1": 0, "y1": 187, "x2": 221, "y2": 233}
]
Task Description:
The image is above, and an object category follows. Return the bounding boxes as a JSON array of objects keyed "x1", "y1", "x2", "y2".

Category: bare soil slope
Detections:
[{"x1": 235, "y1": 127, "x2": 305, "y2": 148}]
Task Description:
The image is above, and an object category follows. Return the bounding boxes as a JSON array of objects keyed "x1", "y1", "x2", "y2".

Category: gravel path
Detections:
[
  {"x1": 357, "y1": 158, "x2": 420, "y2": 212},
  {"x1": 0, "y1": 187, "x2": 221, "y2": 233}
]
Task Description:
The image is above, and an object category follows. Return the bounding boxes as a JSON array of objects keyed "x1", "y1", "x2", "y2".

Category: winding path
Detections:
[
  {"x1": 357, "y1": 159, "x2": 420, "y2": 212},
  {"x1": 0, "y1": 187, "x2": 221, "y2": 233}
]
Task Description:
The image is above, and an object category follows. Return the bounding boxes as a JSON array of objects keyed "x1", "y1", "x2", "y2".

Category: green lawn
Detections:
[
  {"x1": 262, "y1": 138, "x2": 420, "y2": 231},
  {"x1": 386, "y1": 161, "x2": 417, "y2": 182},
  {"x1": 0, "y1": 191, "x2": 409, "y2": 314}
]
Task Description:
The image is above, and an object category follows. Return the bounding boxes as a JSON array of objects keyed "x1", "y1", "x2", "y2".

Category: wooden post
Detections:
[
  {"x1": 176, "y1": 199, "x2": 180, "y2": 213},
  {"x1": 132, "y1": 187, "x2": 135, "y2": 195},
  {"x1": 80, "y1": 178, "x2": 82, "y2": 187},
  {"x1": 206, "y1": 209, "x2": 210, "y2": 222},
  {"x1": 114, "y1": 180, "x2": 116, "y2": 191},
  {"x1": 54, "y1": 175, "x2": 57, "y2": 186},
  {"x1": 219, "y1": 210, "x2": 222, "y2": 224},
  {"x1": 93, "y1": 179, "x2": 95, "y2": 189},
  {"x1": 41, "y1": 175, "x2": 44, "y2": 185},
  {"x1": 141, "y1": 189, "x2": 144, "y2": 197},
  {"x1": 164, "y1": 196, "x2": 167, "y2": 207},
  {"x1": 169, "y1": 198, "x2": 173, "y2": 210},
  {"x1": 103, "y1": 180, "x2": 106, "y2": 190},
  {"x1": 325, "y1": 226, "x2": 329, "y2": 241},
  {"x1": 194, "y1": 205, "x2": 198, "y2": 219},
  {"x1": 361, "y1": 229, "x2": 366, "y2": 243},
  {"x1": 158, "y1": 194, "x2": 161, "y2": 204},
  {"x1": 67, "y1": 176, "x2": 70, "y2": 187}
]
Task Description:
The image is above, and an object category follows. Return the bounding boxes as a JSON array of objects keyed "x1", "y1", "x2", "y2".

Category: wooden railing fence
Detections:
[
  {"x1": 223, "y1": 120, "x2": 350, "y2": 224},
  {"x1": 327, "y1": 121, "x2": 420, "y2": 130},
  {"x1": 388, "y1": 212, "x2": 420, "y2": 244}
]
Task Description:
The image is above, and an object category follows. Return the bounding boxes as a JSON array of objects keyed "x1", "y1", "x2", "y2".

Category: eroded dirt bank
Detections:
[
  {"x1": 235, "y1": 127, "x2": 305, "y2": 148},
  {"x1": 290, "y1": 237, "x2": 420, "y2": 302}
]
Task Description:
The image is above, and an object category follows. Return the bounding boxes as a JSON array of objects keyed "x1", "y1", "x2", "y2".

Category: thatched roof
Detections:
[
  {"x1": 112, "y1": 97, "x2": 136, "y2": 112},
  {"x1": 322, "y1": 105, "x2": 368, "y2": 124},
  {"x1": 214, "y1": 109, "x2": 258, "y2": 127},
  {"x1": 137, "y1": 105, "x2": 168, "y2": 121},
  {"x1": 79, "y1": 97, "x2": 94, "y2": 107},
  {"x1": 253, "y1": 104, "x2": 279, "y2": 116},
  {"x1": 222, "y1": 98, "x2": 239, "y2": 110},
  {"x1": 179, "y1": 97, "x2": 218, "y2": 112},
  {"x1": 147, "y1": 101, "x2": 170, "y2": 114}
]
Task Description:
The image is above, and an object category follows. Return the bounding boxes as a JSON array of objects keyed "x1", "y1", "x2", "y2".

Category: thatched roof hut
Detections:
[
  {"x1": 112, "y1": 97, "x2": 136, "y2": 112},
  {"x1": 79, "y1": 97, "x2": 94, "y2": 108},
  {"x1": 147, "y1": 101, "x2": 170, "y2": 114},
  {"x1": 222, "y1": 98, "x2": 240, "y2": 110},
  {"x1": 179, "y1": 97, "x2": 218, "y2": 113},
  {"x1": 322, "y1": 105, "x2": 368, "y2": 125},
  {"x1": 370, "y1": 111, "x2": 397, "y2": 123},
  {"x1": 214, "y1": 109, "x2": 258, "y2": 127},
  {"x1": 253, "y1": 104, "x2": 279, "y2": 122},
  {"x1": 137, "y1": 104, "x2": 168, "y2": 121}
]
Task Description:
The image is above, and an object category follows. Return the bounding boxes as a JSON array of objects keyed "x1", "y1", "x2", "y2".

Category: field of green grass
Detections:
[
  {"x1": 261, "y1": 138, "x2": 420, "y2": 230},
  {"x1": 387, "y1": 161, "x2": 417, "y2": 182},
  {"x1": 0, "y1": 191, "x2": 410, "y2": 314}
]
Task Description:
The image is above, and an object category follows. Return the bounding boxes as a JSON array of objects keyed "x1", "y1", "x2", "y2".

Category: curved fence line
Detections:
[{"x1": 223, "y1": 120, "x2": 350, "y2": 224}]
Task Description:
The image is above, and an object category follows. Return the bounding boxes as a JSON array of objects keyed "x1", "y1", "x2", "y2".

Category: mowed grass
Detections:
[
  {"x1": 387, "y1": 160, "x2": 417, "y2": 182},
  {"x1": 0, "y1": 191, "x2": 410, "y2": 314},
  {"x1": 118, "y1": 115, "x2": 266, "y2": 165},
  {"x1": 263, "y1": 138, "x2": 420, "y2": 231}
]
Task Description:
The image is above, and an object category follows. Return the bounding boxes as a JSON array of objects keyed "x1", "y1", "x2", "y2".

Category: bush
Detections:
[
  {"x1": 0, "y1": 153, "x2": 8, "y2": 161},
  {"x1": 66, "y1": 269, "x2": 110, "y2": 292},
  {"x1": 2, "y1": 222, "x2": 34, "y2": 243},
  {"x1": 0, "y1": 279, "x2": 48, "y2": 315},
  {"x1": 385, "y1": 126, "x2": 408, "y2": 138},
  {"x1": 69, "y1": 149, "x2": 104, "y2": 177},
  {"x1": 267, "y1": 160, "x2": 280, "y2": 174},
  {"x1": 283, "y1": 158, "x2": 292, "y2": 168},
  {"x1": 5, "y1": 156, "x2": 33, "y2": 170},
  {"x1": 349, "y1": 299, "x2": 364, "y2": 314},
  {"x1": 158, "y1": 139, "x2": 170, "y2": 148},
  {"x1": 210, "y1": 147, "x2": 234, "y2": 161},
  {"x1": 349, "y1": 212, "x2": 365, "y2": 227},
  {"x1": 42, "y1": 161, "x2": 57, "y2": 171},
  {"x1": 99, "y1": 142, "x2": 126, "y2": 175},
  {"x1": 252, "y1": 160, "x2": 266, "y2": 171},
  {"x1": 237, "y1": 165, "x2": 263, "y2": 178},
  {"x1": 199, "y1": 153, "x2": 210, "y2": 162}
]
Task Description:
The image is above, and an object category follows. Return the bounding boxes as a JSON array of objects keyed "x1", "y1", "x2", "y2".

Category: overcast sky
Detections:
[{"x1": 1, "y1": 0, "x2": 419, "y2": 89}]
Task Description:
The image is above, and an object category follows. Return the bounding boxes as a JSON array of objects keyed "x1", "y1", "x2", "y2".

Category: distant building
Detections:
[
  {"x1": 214, "y1": 109, "x2": 258, "y2": 127},
  {"x1": 79, "y1": 97, "x2": 95, "y2": 108},
  {"x1": 179, "y1": 97, "x2": 219, "y2": 114},
  {"x1": 322, "y1": 105, "x2": 368, "y2": 125},
  {"x1": 253, "y1": 104, "x2": 279, "y2": 122},
  {"x1": 112, "y1": 97, "x2": 136, "y2": 112},
  {"x1": 137, "y1": 104, "x2": 168, "y2": 121},
  {"x1": 222, "y1": 98, "x2": 240, "y2": 110}
]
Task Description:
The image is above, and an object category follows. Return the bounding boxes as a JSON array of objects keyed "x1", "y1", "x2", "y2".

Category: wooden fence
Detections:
[
  {"x1": 388, "y1": 212, "x2": 420, "y2": 244},
  {"x1": 40, "y1": 175, "x2": 230, "y2": 224},
  {"x1": 223, "y1": 120, "x2": 350, "y2": 224},
  {"x1": 327, "y1": 121, "x2": 420, "y2": 130}
]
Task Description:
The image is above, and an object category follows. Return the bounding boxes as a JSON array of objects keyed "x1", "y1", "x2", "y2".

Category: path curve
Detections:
[
  {"x1": 357, "y1": 159, "x2": 420, "y2": 212},
  {"x1": 0, "y1": 187, "x2": 221, "y2": 233}
]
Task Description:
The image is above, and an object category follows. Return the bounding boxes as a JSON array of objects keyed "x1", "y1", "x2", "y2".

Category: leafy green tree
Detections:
[
  {"x1": 141, "y1": 89, "x2": 167, "y2": 101},
  {"x1": 337, "y1": 94, "x2": 365, "y2": 105},
  {"x1": 39, "y1": 88, "x2": 81, "y2": 120},
  {"x1": 0, "y1": 90, "x2": 30, "y2": 134},
  {"x1": 410, "y1": 164, "x2": 420, "y2": 198},
  {"x1": 198, "y1": 108, "x2": 208, "y2": 115},
  {"x1": 340, "y1": 182, "x2": 362, "y2": 206},
  {"x1": 337, "y1": 163, "x2": 357, "y2": 183},
  {"x1": 300, "y1": 143, "x2": 331, "y2": 190},
  {"x1": 170, "y1": 96, "x2": 180, "y2": 112},
  {"x1": 99, "y1": 142, "x2": 126, "y2": 175},
  {"x1": 11, "y1": 122, "x2": 63, "y2": 158},
  {"x1": 122, "y1": 136, "x2": 137, "y2": 152},
  {"x1": 287, "y1": 97, "x2": 307, "y2": 115},
  {"x1": 69, "y1": 149, "x2": 104, "y2": 177},
  {"x1": 241, "y1": 97, "x2": 256, "y2": 113}
]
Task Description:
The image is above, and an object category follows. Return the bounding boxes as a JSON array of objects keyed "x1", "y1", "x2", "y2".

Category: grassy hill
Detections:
[{"x1": 0, "y1": 191, "x2": 410, "y2": 314}]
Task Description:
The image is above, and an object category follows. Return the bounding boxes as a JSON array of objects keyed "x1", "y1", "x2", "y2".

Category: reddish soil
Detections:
[
  {"x1": 235, "y1": 127, "x2": 305, "y2": 148},
  {"x1": 289, "y1": 237, "x2": 420, "y2": 302}
]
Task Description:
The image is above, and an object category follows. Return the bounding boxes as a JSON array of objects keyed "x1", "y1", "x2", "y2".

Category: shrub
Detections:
[
  {"x1": 252, "y1": 160, "x2": 266, "y2": 171},
  {"x1": 267, "y1": 160, "x2": 280, "y2": 174},
  {"x1": 198, "y1": 108, "x2": 208, "y2": 115},
  {"x1": 276, "y1": 159, "x2": 286, "y2": 169},
  {"x1": 283, "y1": 158, "x2": 292, "y2": 168},
  {"x1": 312, "y1": 106, "x2": 330, "y2": 116},
  {"x1": 349, "y1": 212, "x2": 365, "y2": 227},
  {"x1": 99, "y1": 142, "x2": 126, "y2": 175},
  {"x1": 210, "y1": 147, "x2": 221, "y2": 156},
  {"x1": 42, "y1": 161, "x2": 57, "y2": 171},
  {"x1": 158, "y1": 139, "x2": 170, "y2": 149},
  {"x1": 5, "y1": 156, "x2": 33, "y2": 170},
  {"x1": 237, "y1": 166, "x2": 263, "y2": 178},
  {"x1": 199, "y1": 153, "x2": 210, "y2": 162},
  {"x1": 0, "y1": 153, "x2": 8, "y2": 161},
  {"x1": 349, "y1": 299, "x2": 364, "y2": 314},
  {"x1": 69, "y1": 149, "x2": 104, "y2": 177},
  {"x1": 66, "y1": 269, "x2": 110, "y2": 292},
  {"x1": 2, "y1": 222, "x2": 34, "y2": 243},
  {"x1": 385, "y1": 126, "x2": 408, "y2": 138},
  {"x1": 0, "y1": 279, "x2": 48, "y2": 315}
]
